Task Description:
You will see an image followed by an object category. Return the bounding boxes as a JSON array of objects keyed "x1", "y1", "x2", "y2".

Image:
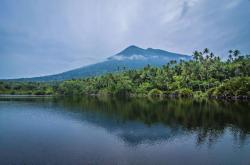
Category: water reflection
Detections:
[
  {"x1": 2, "y1": 96, "x2": 250, "y2": 148},
  {"x1": 60, "y1": 97, "x2": 250, "y2": 147}
]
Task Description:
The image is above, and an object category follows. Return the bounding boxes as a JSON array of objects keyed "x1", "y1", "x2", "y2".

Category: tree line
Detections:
[{"x1": 0, "y1": 49, "x2": 249, "y2": 99}]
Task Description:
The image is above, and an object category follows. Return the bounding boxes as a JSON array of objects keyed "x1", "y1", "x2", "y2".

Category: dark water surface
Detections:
[{"x1": 0, "y1": 96, "x2": 250, "y2": 165}]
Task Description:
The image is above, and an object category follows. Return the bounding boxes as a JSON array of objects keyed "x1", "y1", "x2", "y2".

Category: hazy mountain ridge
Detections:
[{"x1": 6, "y1": 45, "x2": 191, "y2": 81}]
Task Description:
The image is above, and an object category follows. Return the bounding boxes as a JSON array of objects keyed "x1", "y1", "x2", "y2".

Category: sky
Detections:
[{"x1": 0, "y1": 0, "x2": 250, "y2": 79}]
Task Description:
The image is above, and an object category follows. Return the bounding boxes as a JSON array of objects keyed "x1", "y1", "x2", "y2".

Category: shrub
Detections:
[
  {"x1": 213, "y1": 77, "x2": 250, "y2": 97},
  {"x1": 33, "y1": 90, "x2": 46, "y2": 95},
  {"x1": 194, "y1": 91, "x2": 207, "y2": 98},
  {"x1": 207, "y1": 88, "x2": 216, "y2": 97},
  {"x1": 98, "y1": 88, "x2": 111, "y2": 96},
  {"x1": 148, "y1": 89, "x2": 163, "y2": 98},
  {"x1": 136, "y1": 82, "x2": 153, "y2": 95},
  {"x1": 178, "y1": 88, "x2": 193, "y2": 97}
]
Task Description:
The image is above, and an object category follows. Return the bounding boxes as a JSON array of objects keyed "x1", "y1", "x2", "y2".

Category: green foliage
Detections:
[
  {"x1": 136, "y1": 82, "x2": 153, "y2": 95},
  {"x1": 1, "y1": 49, "x2": 249, "y2": 99},
  {"x1": 0, "y1": 81, "x2": 57, "y2": 95},
  {"x1": 211, "y1": 77, "x2": 250, "y2": 98},
  {"x1": 194, "y1": 91, "x2": 207, "y2": 98},
  {"x1": 98, "y1": 88, "x2": 111, "y2": 96},
  {"x1": 177, "y1": 88, "x2": 193, "y2": 97},
  {"x1": 148, "y1": 89, "x2": 163, "y2": 98}
]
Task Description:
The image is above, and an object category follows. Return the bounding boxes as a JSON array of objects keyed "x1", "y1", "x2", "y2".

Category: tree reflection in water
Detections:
[
  {"x1": 2, "y1": 96, "x2": 250, "y2": 147},
  {"x1": 53, "y1": 97, "x2": 250, "y2": 147}
]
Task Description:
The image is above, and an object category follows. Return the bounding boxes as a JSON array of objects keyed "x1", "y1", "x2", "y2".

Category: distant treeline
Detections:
[{"x1": 1, "y1": 49, "x2": 250, "y2": 99}]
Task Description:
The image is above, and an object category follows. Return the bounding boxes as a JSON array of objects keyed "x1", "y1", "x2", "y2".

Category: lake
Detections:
[{"x1": 0, "y1": 96, "x2": 250, "y2": 165}]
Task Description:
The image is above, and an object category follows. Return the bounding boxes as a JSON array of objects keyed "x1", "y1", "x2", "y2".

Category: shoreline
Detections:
[
  {"x1": 0, "y1": 94, "x2": 249, "y2": 101},
  {"x1": 0, "y1": 94, "x2": 53, "y2": 97}
]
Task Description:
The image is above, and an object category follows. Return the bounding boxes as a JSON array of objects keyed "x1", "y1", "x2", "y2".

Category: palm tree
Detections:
[
  {"x1": 228, "y1": 50, "x2": 233, "y2": 62},
  {"x1": 203, "y1": 48, "x2": 209, "y2": 54},
  {"x1": 199, "y1": 52, "x2": 204, "y2": 62},
  {"x1": 228, "y1": 49, "x2": 234, "y2": 62},
  {"x1": 233, "y1": 50, "x2": 240, "y2": 58},
  {"x1": 170, "y1": 60, "x2": 177, "y2": 65},
  {"x1": 228, "y1": 54, "x2": 233, "y2": 62},
  {"x1": 193, "y1": 51, "x2": 200, "y2": 61},
  {"x1": 210, "y1": 53, "x2": 214, "y2": 59}
]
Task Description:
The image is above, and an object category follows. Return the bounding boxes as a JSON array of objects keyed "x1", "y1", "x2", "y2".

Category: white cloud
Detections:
[{"x1": 110, "y1": 55, "x2": 147, "y2": 60}]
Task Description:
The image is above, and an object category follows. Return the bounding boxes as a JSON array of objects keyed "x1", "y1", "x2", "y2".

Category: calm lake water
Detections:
[{"x1": 0, "y1": 96, "x2": 250, "y2": 165}]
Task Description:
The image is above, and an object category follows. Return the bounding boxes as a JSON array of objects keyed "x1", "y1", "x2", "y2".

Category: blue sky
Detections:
[{"x1": 0, "y1": 0, "x2": 250, "y2": 78}]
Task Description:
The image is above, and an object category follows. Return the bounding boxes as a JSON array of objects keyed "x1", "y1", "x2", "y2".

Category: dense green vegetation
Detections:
[
  {"x1": 0, "y1": 82, "x2": 57, "y2": 95},
  {"x1": 1, "y1": 49, "x2": 250, "y2": 99}
]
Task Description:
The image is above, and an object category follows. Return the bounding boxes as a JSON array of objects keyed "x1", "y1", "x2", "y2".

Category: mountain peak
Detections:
[
  {"x1": 117, "y1": 45, "x2": 145, "y2": 56},
  {"x1": 125, "y1": 45, "x2": 143, "y2": 50},
  {"x1": 127, "y1": 45, "x2": 140, "y2": 49},
  {"x1": 108, "y1": 45, "x2": 191, "y2": 61},
  {"x1": 8, "y1": 45, "x2": 191, "y2": 81}
]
